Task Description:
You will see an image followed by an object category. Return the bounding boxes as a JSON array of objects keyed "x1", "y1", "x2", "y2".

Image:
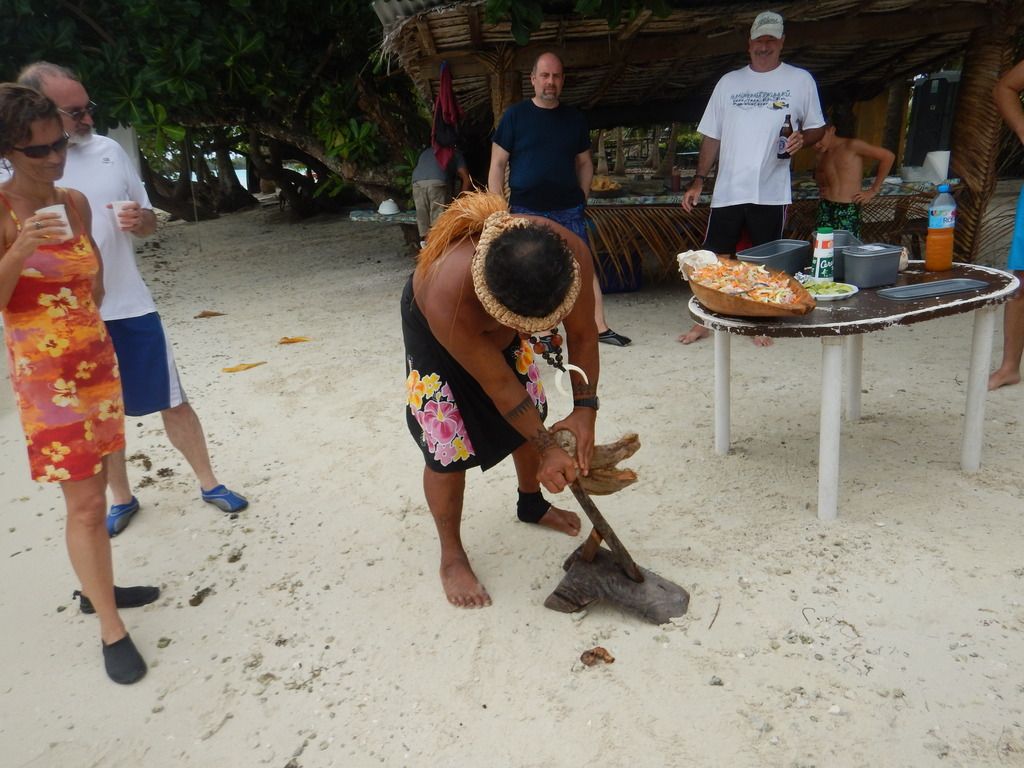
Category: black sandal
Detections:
[
  {"x1": 102, "y1": 633, "x2": 147, "y2": 685},
  {"x1": 74, "y1": 585, "x2": 160, "y2": 615}
]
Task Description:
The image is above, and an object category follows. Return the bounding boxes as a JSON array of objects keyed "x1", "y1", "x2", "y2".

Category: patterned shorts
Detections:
[
  {"x1": 401, "y1": 277, "x2": 547, "y2": 472},
  {"x1": 817, "y1": 200, "x2": 862, "y2": 238}
]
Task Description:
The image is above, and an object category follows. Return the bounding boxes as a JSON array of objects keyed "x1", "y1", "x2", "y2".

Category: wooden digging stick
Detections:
[{"x1": 568, "y1": 479, "x2": 644, "y2": 583}]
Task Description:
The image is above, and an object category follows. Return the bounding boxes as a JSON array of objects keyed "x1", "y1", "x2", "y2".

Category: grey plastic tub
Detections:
[
  {"x1": 844, "y1": 243, "x2": 901, "y2": 288},
  {"x1": 831, "y1": 230, "x2": 863, "y2": 282},
  {"x1": 737, "y1": 239, "x2": 812, "y2": 275}
]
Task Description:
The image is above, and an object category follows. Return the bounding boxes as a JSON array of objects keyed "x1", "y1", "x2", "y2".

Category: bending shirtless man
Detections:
[
  {"x1": 402, "y1": 192, "x2": 600, "y2": 607},
  {"x1": 813, "y1": 123, "x2": 895, "y2": 238}
]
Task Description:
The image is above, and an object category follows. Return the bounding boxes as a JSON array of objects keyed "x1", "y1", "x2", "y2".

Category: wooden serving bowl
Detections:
[{"x1": 684, "y1": 258, "x2": 816, "y2": 318}]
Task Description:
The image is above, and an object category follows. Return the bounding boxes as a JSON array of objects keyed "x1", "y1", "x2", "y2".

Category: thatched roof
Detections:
[{"x1": 377, "y1": 0, "x2": 1016, "y2": 129}]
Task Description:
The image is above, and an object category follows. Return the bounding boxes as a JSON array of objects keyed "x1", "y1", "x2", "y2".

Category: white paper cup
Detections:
[
  {"x1": 111, "y1": 200, "x2": 135, "y2": 230},
  {"x1": 35, "y1": 204, "x2": 72, "y2": 241}
]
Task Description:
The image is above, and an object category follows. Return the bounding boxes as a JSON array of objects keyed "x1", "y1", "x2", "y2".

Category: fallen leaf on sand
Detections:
[
  {"x1": 222, "y1": 362, "x2": 266, "y2": 373},
  {"x1": 278, "y1": 336, "x2": 312, "y2": 344},
  {"x1": 580, "y1": 646, "x2": 615, "y2": 666},
  {"x1": 194, "y1": 310, "x2": 226, "y2": 318}
]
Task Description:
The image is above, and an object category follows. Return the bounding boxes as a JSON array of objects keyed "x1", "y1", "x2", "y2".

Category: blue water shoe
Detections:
[
  {"x1": 201, "y1": 485, "x2": 249, "y2": 513},
  {"x1": 106, "y1": 497, "x2": 140, "y2": 538}
]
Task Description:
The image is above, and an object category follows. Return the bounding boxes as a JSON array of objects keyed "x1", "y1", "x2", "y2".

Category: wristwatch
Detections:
[{"x1": 573, "y1": 396, "x2": 600, "y2": 411}]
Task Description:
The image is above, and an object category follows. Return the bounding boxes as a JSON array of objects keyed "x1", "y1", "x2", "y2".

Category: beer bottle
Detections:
[{"x1": 776, "y1": 113, "x2": 793, "y2": 160}]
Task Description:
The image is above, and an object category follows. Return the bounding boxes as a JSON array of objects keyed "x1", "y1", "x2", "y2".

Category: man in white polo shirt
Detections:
[{"x1": 18, "y1": 62, "x2": 247, "y2": 535}]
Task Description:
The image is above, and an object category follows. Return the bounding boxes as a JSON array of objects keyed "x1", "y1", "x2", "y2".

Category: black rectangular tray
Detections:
[{"x1": 876, "y1": 279, "x2": 988, "y2": 301}]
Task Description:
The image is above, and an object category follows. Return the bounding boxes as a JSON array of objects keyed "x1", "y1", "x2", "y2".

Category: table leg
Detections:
[
  {"x1": 714, "y1": 330, "x2": 731, "y2": 455},
  {"x1": 961, "y1": 305, "x2": 996, "y2": 473},
  {"x1": 843, "y1": 335, "x2": 863, "y2": 421},
  {"x1": 818, "y1": 337, "x2": 843, "y2": 521}
]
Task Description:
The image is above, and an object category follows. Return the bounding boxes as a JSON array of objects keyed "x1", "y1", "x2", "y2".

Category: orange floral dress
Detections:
[{"x1": 1, "y1": 192, "x2": 125, "y2": 482}]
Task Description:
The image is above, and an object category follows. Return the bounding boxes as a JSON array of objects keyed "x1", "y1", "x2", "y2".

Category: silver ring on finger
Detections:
[{"x1": 34, "y1": 221, "x2": 43, "y2": 230}]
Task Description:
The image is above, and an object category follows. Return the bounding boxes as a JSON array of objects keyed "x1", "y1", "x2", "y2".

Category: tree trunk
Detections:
[
  {"x1": 614, "y1": 127, "x2": 626, "y2": 176},
  {"x1": 949, "y1": 20, "x2": 1017, "y2": 262},
  {"x1": 658, "y1": 122, "x2": 679, "y2": 177},
  {"x1": 595, "y1": 130, "x2": 608, "y2": 176},
  {"x1": 139, "y1": 154, "x2": 218, "y2": 222},
  {"x1": 213, "y1": 133, "x2": 256, "y2": 213},
  {"x1": 647, "y1": 127, "x2": 662, "y2": 170}
]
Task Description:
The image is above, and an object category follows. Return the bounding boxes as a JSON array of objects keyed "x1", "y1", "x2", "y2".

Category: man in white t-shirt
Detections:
[
  {"x1": 679, "y1": 11, "x2": 825, "y2": 345},
  {"x1": 19, "y1": 62, "x2": 247, "y2": 536}
]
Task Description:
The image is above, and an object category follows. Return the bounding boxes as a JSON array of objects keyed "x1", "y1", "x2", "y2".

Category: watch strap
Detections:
[{"x1": 573, "y1": 396, "x2": 600, "y2": 410}]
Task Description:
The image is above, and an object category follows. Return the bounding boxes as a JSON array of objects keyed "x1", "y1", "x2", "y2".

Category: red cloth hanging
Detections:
[{"x1": 432, "y1": 61, "x2": 463, "y2": 171}]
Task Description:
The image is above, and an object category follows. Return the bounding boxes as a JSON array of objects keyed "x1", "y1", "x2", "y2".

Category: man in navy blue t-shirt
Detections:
[{"x1": 488, "y1": 52, "x2": 631, "y2": 346}]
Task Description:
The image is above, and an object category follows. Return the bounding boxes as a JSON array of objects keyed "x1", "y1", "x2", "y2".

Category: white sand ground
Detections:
[{"x1": 1, "y1": 204, "x2": 1023, "y2": 768}]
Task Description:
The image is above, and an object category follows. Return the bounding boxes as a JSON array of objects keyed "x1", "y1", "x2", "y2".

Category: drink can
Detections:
[{"x1": 812, "y1": 251, "x2": 834, "y2": 280}]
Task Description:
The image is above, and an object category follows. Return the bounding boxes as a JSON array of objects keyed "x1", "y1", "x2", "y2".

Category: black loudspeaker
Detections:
[{"x1": 904, "y1": 71, "x2": 960, "y2": 167}]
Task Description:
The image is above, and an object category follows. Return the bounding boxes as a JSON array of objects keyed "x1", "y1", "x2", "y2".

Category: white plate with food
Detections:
[{"x1": 804, "y1": 281, "x2": 859, "y2": 300}]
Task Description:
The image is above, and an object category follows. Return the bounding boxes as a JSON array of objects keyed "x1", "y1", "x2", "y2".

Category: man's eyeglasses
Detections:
[
  {"x1": 57, "y1": 101, "x2": 97, "y2": 123},
  {"x1": 12, "y1": 133, "x2": 71, "y2": 159}
]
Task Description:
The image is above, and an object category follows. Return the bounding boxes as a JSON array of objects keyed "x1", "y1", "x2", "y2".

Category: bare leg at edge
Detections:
[
  {"x1": 989, "y1": 276, "x2": 1024, "y2": 390},
  {"x1": 423, "y1": 466, "x2": 491, "y2": 608}
]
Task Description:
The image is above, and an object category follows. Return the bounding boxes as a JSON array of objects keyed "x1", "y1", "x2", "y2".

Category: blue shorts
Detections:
[
  {"x1": 105, "y1": 313, "x2": 186, "y2": 417},
  {"x1": 1009, "y1": 188, "x2": 1024, "y2": 272},
  {"x1": 510, "y1": 203, "x2": 590, "y2": 244}
]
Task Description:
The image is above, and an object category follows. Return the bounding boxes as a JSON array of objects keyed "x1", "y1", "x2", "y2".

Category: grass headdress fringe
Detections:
[{"x1": 415, "y1": 191, "x2": 507, "y2": 277}]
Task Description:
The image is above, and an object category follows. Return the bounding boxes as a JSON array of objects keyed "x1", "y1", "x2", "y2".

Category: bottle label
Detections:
[
  {"x1": 928, "y1": 210, "x2": 956, "y2": 229},
  {"x1": 777, "y1": 136, "x2": 788, "y2": 156},
  {"x1": 812, "y1": 252, "x2": 834, "y2": 280}
]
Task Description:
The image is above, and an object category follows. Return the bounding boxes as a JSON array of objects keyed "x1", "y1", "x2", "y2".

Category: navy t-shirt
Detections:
[{"x1": 492, "y1": 100, "x2": 590, "y2": 211}]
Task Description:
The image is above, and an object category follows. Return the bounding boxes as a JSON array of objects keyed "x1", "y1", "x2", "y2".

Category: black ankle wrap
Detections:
[{"x1": 517, "y1": 490, "x2": 550, "y2": 524}]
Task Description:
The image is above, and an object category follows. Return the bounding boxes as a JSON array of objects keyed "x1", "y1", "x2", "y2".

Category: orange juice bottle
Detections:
[{"x1": 925, "y1": 184, "x2": 956, "y2": 271}]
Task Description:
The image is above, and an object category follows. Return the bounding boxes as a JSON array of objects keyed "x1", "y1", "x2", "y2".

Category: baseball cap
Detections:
[{"x1": 750, "y1": 11, "x2": 784, "y2": 39}]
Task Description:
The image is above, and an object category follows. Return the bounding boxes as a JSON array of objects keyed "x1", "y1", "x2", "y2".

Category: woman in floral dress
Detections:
[{"x1": 0, "y1": 84, "x2": 147, "y2": 683}]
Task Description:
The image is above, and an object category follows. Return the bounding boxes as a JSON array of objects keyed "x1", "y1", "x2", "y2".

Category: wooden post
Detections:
[
  {"x1": 949, "y1": 16, "x2": 1017, "y2": 262},
  {"x1": 483, "y1": 45, "x2": 520, "y2": 130}
]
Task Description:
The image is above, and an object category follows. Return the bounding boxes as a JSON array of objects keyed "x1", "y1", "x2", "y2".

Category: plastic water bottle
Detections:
[
  {"x1": 811, "y1": 227, "x2": 834, "y2": 280},
  {"x1": 925, "y1": 184, "x2": 956, "y2": 271}
]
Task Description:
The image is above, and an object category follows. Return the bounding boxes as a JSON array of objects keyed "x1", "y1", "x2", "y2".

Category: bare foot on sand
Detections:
[
  {"x1": 441, "y1": 556, "x2": 492, "y2": 608},
  {"x1": 678, "y1": 324, "x2": 710, "y2": 344},
  {"x1": 678, "y1": 325, "x2": 774, "y2": 348},
  {"x1": 988, "y1": 368, "x2": 1021, "y2": 390},
  {"x1": 537, "y1": 505, "x2": 581, "y2": 536}
]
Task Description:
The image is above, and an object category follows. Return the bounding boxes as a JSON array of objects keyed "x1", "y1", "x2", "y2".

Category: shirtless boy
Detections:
[{"x1": 813, "y1": 124, "x2": 895, "y2": 237}]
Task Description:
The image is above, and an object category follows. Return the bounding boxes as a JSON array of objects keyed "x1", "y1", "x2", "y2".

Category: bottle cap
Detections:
[
  {"x1": 937, "y1": 183, "x2": 951, "y2": 192},
  {"x1": 816, "y1": 226, "x2": 833, "y2": 234}
]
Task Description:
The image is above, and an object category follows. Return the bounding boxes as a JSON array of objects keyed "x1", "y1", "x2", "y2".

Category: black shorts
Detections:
[
  {"x1": 401, "y1": 277, "x2": 548, "y2": 473},
  {"x1": 704, "y1": 204, "x2": 787, "y2": 254}
]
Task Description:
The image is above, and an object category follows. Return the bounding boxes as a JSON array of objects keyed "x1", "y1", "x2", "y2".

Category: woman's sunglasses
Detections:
[{"x1": 11, "y1": 133, "x2": 70, "y2": 159}]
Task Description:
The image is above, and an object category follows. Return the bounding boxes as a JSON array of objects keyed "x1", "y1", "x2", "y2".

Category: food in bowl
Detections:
[
  {"x1": 591, "y1": 175, "x2": 621, "y2": 191},
  {"x1": 688, "y1": 260, "x2": 804, "y2": 305}
]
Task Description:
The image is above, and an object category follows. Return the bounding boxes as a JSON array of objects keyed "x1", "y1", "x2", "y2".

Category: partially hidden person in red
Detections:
[{"x1": 0, "y1": 83, "x2": 156, "y2": 684}]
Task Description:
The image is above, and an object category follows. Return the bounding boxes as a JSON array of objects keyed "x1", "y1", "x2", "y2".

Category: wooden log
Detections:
[{"x1": 544, "y1": 545, "x2": 690, "y2": 625}]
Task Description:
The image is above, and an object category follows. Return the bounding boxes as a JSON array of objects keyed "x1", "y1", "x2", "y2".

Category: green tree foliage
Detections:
[
  {"x1": 0, "y1": 0, "x2": 426, "y2": 217},
  {"x1": 1, "y1": 0, "x2": 667, "y2": 217}
]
